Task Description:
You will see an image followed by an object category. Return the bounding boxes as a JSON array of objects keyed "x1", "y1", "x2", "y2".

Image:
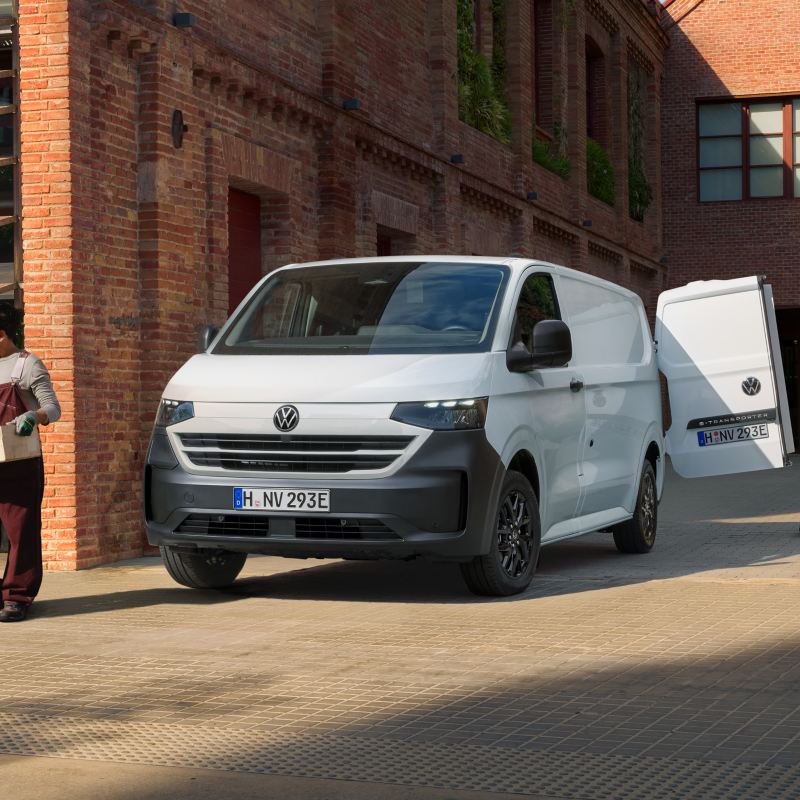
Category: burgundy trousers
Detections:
[{"x1": 0, "y1": 456, "x2": 44, "y2": 605}]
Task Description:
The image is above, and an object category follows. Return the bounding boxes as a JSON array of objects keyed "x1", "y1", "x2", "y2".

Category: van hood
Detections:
[{"x1": 164, "y1": 353, "x2": 496, "y2": 404}]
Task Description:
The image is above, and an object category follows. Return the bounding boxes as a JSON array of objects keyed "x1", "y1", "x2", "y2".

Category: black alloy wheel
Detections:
[
  {"x1": 613, "y1": 460, "x2": 658, "y2": 554},
  {"x1": 460, "y1": 470, "x2": 541, "y2": 596},
  {"x1": 497, "y1": 488, "x2": 535, "y2": 578}
]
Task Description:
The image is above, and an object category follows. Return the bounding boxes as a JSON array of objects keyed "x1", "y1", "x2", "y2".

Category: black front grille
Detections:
[
  {"x1": 176, "y1": 514, "x2": 270, "y2": 537},
  {"x1": 179, "y1": 434, "x2": 412, "y2": 452},
  {"x1": 295, "y1": 518, "x2": 398, "y2": 540},
  {"x1": 178, "y1": 434, "x2": 413, "y2": 474},
  {"x1": 174, "y1": 514, "x2": 399, "y2": 541},
  {"x1": 183, "y1": 453, "x2": 397, "y2": 473}
]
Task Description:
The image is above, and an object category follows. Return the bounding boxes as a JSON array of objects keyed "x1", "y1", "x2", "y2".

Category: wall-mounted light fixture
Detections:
[
  {"x1": 173, "y1": 12, "x2": 197, "y2": 28},
  {"x1": 450, "y1": 154, "x2": 465, "y2": 164},
  {"x1": 172, "y1": 110, "x2": 188, "y2": 148},
  {"x1": 526, "y1": 191, "x2": 538, "y2": 201},
  {"x1": 581, "y1": 219, "x2": 592, "y2": 227},
  {"x1": 341, "y1": 98, "x2": 360, "y2": 110}
]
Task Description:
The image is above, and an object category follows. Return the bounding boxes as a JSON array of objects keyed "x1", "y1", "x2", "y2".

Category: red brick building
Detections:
[
  {"x1": 9, "y1": 0, "x2": 667, "y2": 568},
  {"x1": 662, "y1": 0, "x2": 800, "y2": 446}
]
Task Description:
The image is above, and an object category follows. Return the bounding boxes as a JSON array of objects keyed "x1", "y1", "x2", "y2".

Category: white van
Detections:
[{"x1": 145, "y1": 257, "x2": 793, "y2": 596}]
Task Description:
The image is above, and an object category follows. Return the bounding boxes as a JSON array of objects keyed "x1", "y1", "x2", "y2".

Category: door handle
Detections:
[{"x1": 570, "y1": 378, "x2": 584, "y2": 392}]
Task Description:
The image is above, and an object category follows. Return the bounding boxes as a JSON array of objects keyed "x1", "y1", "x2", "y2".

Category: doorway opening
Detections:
[
  {"x1": 776, "y1": 308, "x2": 800, "y2": 450},
  {"x1": 228, "y1": 188, "x2": 262, "y2": 316}
]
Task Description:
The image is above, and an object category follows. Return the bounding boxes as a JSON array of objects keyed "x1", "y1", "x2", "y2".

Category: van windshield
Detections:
[{"x1": 217, "y1": 261, "x2": 510, "y2": 355}]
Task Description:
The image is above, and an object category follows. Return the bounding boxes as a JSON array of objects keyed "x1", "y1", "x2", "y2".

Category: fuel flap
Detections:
[{"x1": 656, "y1": 276, "x2": 794, "y2": 479}]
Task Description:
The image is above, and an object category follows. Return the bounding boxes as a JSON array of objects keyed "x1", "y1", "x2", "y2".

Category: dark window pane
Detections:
[
  {"x1": 0, "y1": 76, "x2": 11, "y2": 106},
  {"x1": 0, "y1": 221, "x2": 14, "y2": 263},
  {"x1": 699, "y1": 168, "x2": 742, "y2": 201},
  {"x1": 514, "y1": 275, "x2": 559, "y2": 350},
  {"x1": 0, "y1": 163, "x2": 12, "y2": 212},
  {"x1": 0, "y1": 115, "x2": 13, "y2": 157}
]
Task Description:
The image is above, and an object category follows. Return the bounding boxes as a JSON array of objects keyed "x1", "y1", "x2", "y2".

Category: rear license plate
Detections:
[
  {"x1": 233, "y1": 488, "x2": 330, "y2": 512},
  {"x1": 697, "y1": 424, "x2": 769, "y2": 447}
]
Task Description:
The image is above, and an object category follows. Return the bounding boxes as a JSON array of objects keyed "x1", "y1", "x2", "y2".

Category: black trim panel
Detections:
[{"x1": 687, "y1": 408, "x2": 777, "y2": 430}]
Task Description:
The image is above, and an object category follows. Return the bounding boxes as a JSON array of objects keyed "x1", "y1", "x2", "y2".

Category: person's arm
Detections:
[{"x1": 26, "y1": 356, "x2": 61, "y2": 425}]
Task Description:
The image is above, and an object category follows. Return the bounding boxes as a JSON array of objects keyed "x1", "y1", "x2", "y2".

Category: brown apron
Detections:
[{"x1": 0, "y1": 352, "x2": 44, "y2": 606}]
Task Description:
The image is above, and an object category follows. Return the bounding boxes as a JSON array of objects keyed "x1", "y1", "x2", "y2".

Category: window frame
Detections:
[
  {"x1": 697, "y1": 96, "x2": 798, "y2": 202},
  {"x1": 507, "y1": 271, "x2": 561, "y2": 352}
]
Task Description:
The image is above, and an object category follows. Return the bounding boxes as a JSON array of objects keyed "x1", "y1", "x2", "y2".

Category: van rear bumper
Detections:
[{"x1": 145, "y1": 429, "x2": 506, "y2": 560}]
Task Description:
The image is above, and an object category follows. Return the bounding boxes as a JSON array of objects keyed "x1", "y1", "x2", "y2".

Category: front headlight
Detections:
[
  {"x1": 155, "y1": 399, "x2": 195, "y2": 427},
  {"x1": 390, "y1": 398, "x2": 488, "y2": 430}
]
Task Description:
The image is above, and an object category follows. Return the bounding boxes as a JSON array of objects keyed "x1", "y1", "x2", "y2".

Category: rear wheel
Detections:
[
  {"x1": 613, "y1": 460, "x2": 657, "y2": 554},
  {"x1": 160, "y1": 546, "x2": 247, "y2": 589},
  {"x1": 461, "y1": 470, "x2": 541, "y2": 597}
]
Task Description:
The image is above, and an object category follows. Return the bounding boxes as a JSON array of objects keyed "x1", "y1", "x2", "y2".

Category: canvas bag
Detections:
[{"x1": 0, "y1": 352, "x2": 42, "y2": 463}]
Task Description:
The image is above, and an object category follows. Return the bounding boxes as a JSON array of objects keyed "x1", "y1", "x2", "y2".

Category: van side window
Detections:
[{"x1": 513, "y1": 274, "x2": 559, "y2": 350}]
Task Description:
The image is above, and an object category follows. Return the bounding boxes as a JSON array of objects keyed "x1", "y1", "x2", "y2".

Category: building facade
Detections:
[
  {"x1": 12, "y1": 0, "x2": 667, "y2": 568},
  {"x1": 662, "y1": 0, "x2": 800, "y2": 447}
]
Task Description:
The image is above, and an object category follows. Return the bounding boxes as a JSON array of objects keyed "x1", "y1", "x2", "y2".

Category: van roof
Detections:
[{"x1": 273, "y1": 256, "x2": 641, "y2": 300}]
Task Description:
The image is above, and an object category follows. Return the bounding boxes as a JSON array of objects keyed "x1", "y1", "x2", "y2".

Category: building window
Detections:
[
  {"x1": 585, "y1": 37, "x2": 606, "y2": 146},
  {"x1": 698, "y1": 98, "x2": 800, "y2": 201},
  {"x1": 533, "y1": 0, "x2": 553, "y2": 132},
  {"x1": 0, "y1": 1, "x2": 17, "y2": 308}
]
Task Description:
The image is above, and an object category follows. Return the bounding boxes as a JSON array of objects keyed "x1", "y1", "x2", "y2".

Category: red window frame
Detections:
[{"x1": 697, "y1": 96, "x2": 799, "y2": 202}]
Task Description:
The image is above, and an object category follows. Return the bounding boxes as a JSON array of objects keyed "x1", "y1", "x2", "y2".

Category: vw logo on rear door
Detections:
[
  {"x1": 274, "y1": 405, "x2": 299, "y2": 431},
  {"x1": 742, "y1": 377, "x2": 761, "y2": 396}
]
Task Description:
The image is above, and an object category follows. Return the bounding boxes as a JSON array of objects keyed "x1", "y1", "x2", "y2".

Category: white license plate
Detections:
[
  {"x1": 697, "y1": 424, "x2": 769, "y2": 447},
  {"x1": 233, "y1": 488, "x2": 330, "y2": 512}
]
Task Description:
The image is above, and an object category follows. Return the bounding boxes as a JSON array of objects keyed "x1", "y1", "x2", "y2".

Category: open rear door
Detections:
[{"x1": 656, "y1": 276, "x2": 794, "y2": 479}]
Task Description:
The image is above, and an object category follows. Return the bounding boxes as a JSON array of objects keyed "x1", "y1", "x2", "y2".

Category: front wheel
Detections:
[
  {"x1": 160, "y1": 546, "x2": 247, "y2": 589},
  {"x1": 460, "y1": 470, "x2": 541, "y2": 597},
  {"x1": 613, "y1": 460, "x2": 657, "y2": 554}
]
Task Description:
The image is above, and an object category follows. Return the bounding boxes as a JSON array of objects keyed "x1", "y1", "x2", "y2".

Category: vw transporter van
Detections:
[{"x1": 145, "y1": 257, "x2": 793, "y2": 596}]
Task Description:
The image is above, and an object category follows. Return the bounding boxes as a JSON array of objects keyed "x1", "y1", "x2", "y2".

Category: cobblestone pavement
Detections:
[{"x1": 2, "y1": 463, "x2": 800, "y2": 799}]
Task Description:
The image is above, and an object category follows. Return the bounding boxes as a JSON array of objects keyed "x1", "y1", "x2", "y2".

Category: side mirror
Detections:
[
  {"x1": 530, "y1": 319, "x2": 572, "y2": 367},
  {"x1": 199, "y1": 324, "x2": 219, "y2": 353},
  {"x1": 506, "y1": 341, "x2": 535, "y2": 373}
]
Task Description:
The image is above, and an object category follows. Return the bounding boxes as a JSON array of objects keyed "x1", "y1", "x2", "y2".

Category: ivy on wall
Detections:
[
  {"x1": 533, "y1": 123, "x2": 570, "y2": 179},
  {"x1": 457, "y1": 0, "x2": 511, "y2": 145},
  {"x1": 628, "y1": 72, "x2": 653, "y2": 221},
  {"x1": 587, "y1": 137, "x2": 615, "y2": 205}
]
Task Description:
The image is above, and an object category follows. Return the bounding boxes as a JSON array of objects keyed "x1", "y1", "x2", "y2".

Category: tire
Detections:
[
  {"x1": 160, "y1": 546, "x2": 247, "y2": 589},
  {"x1": 613, "y1": 460, "x2": 657, "y2": 554},
  {"x1": 460, "y1": 470, "x2": 541, "y2": 597}
]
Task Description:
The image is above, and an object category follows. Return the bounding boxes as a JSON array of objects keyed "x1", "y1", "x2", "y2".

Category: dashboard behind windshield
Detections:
[{"x1": 216, "y1": 261, "x2": 510, "y2": 355}]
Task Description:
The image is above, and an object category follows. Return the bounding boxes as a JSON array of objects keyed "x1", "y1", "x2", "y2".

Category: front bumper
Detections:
[{"x1": 145, "y1": 428, "x2": 505, "y2": 560}]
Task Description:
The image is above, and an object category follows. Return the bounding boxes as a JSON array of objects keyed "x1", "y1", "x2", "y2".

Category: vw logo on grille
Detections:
[
  {"x1": 274, "y1": 404, "x2": 299, "y2": 432},
  {"x1": 742, "y1": 377, "x2": 761, "y2": 396}
]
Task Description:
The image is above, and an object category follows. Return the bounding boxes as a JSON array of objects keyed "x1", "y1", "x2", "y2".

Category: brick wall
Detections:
[
  {"x1": 662, "y1": 0, "x2": 800, "y2": 307},
  {"x1": 19, "y1": 0, "x2": 667, "y2": 567}
]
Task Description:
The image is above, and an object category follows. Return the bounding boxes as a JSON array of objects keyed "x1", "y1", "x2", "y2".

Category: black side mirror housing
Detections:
[
  {"x1": 506, "y1": 341, "x2": 535, "y2": 373},
  {"x1": 199, "y1": 324, "x2": 219, "y2": 353},
  {"x1": 506, "y1": 319, "x2": 572, "y2": 372},
  {"x1": 531, "y1": 319, "x2": 572, "y2": 367}
]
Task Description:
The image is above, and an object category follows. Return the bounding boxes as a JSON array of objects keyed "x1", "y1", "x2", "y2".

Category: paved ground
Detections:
[{"x1": 2, "y1": 462, "x2": 800, "y2": 799}]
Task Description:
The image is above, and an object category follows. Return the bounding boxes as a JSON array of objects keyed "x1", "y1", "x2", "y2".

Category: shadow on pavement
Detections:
[{"x1": 32, "y1": 586, "x2": 242, "y2": 619}]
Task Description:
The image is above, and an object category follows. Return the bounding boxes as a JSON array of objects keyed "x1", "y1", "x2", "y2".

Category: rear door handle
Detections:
[{"x1": 570, "y1": 378, "x2": 584, "y2": 393}]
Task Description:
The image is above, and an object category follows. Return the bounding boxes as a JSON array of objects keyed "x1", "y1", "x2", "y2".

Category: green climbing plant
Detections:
[
  {"x1": 457, "y1": 0, "x2": 511, "y2": 145},
  {"x1": 587, "y1": 138, "x2": 615, "y2": 205},
  {"x1": 628, "y1": 72, "x2": 653, "y2": 221},
  {"x1": 532, "y1": 122, "x2": 570, "y2": 178}
]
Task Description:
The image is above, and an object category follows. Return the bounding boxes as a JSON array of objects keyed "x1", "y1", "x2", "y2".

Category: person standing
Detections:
[{"x1": 0, "y1": 305, "x2": 60, "y2": 622}]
